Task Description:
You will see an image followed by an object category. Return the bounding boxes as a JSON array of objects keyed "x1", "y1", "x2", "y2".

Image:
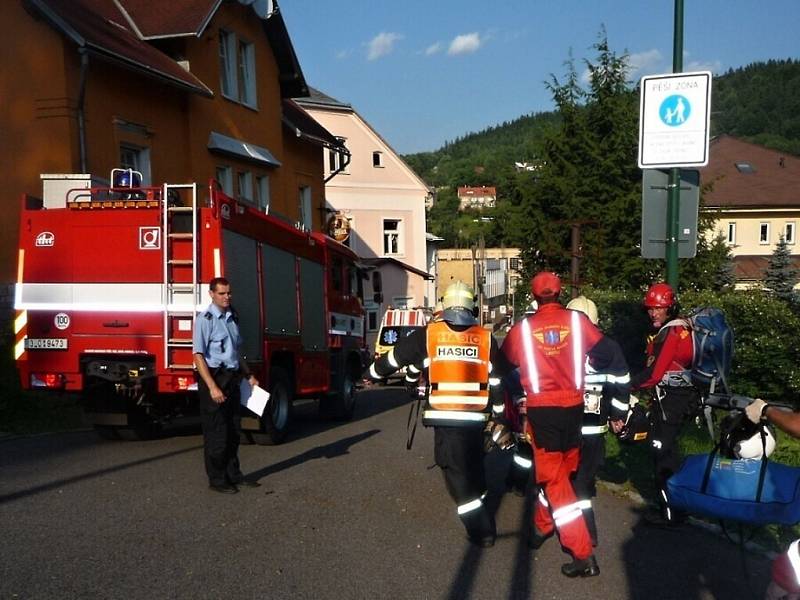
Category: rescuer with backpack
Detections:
[
  {"x1": 496, "y1": 273, "x2": 627, "y2": 578},
  {"x1": 365, "y1": 281, "x2": 512, "y2": 547},
  {"x1": 631, "y1": 282, "x2": 700, "y2": 527}
]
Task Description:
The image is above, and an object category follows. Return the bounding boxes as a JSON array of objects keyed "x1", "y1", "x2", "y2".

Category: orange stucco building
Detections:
[{"x1": 0, "y1": 0, "x2": 341, "y2": 317}]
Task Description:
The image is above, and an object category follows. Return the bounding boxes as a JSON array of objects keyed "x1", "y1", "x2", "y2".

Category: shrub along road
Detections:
[{"x1": 0, "y1": 387, "x2": 771, "y2": 599}]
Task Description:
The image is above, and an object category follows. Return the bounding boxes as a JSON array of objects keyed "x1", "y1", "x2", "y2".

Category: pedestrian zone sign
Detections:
[{"x1": 638, "y1": 71, "x2": 711, "y2": 169}]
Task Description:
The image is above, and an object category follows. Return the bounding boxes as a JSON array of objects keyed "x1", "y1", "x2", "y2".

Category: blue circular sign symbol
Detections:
[{"x1": 659, "y1": 94, "x2": 691, "y2": 127}]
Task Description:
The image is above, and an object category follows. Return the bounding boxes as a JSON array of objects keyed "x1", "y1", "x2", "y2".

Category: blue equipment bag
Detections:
[{"x1": 667, "y1": 452, "x2": 800, "y2": 525}]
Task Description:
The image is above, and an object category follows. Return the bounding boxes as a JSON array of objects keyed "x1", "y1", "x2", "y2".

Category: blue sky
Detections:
[{"x1": 279, "y1": 1, "x2": 800, "y2": 155}]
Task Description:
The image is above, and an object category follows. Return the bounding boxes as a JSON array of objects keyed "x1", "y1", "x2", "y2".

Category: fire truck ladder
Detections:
[{"x1": 162, "y1": 183, "x2": 198, "y2": 370}]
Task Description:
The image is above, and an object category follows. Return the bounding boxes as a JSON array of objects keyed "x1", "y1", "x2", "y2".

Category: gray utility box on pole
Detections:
[{"x1": 641, "y1": 169, "x2": 700, "y2": 259}]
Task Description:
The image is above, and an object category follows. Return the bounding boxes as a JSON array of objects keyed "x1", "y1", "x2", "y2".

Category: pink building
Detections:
[{"x1": 295, "y1": 89, "x2": 433, "y2": 347}]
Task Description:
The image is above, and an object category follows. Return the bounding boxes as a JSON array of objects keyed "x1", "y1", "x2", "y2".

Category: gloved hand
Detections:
[
  {"x1": 745, "y1": 398, "x2": 768, "y2": 424},
  {"x1": 484, "y1": 420, "x2": 515, "y2": 453}
]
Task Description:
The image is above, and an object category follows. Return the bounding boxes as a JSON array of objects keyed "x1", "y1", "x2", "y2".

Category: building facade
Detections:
[
  {"x1": 701, "y1": 135, "x2": 800, "y2": 287},
  {"x1": 295, "y1": 88, "x2": 432, "y2": 346},
  {"x1": 0, "y1": 0, "x2": 342, "y2": 324}
]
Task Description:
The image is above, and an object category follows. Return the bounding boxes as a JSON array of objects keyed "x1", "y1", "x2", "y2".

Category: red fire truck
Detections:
[{"x1": 14, "y1": 172, "x2": 366, "y2": 443}]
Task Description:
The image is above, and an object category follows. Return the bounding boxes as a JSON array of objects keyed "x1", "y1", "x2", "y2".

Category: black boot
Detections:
[
  {"x1": 527, "y1": 524, "x2": 553, "y2": 550},
  {"x1": 561, "y1": 555, "x2": 600, "y2": 578},
  {"x1": 460, "y1": 504, "x2": 496, "y2": 548}
]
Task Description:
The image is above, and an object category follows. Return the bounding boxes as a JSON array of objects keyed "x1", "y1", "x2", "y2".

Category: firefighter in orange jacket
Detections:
[
  {"x1": 631, "y1": 282, "x2": 699, "y2": 527},
  {"x1": 366, "y1": 281, "x2": 511, "y2": 547},
  {"x1": 496, "y1": 272, "x2": 624, "y2": 578}
]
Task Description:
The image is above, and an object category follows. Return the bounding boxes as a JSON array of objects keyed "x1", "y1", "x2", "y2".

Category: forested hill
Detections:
[{"x1": 404, "y1": 58, "x2": 800, "y2": 188}]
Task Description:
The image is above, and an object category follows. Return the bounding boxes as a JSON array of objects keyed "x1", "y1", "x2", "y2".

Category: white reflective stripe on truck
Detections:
[{"x1": 15, "y1": 283, "x2": 203, "y2": 313}]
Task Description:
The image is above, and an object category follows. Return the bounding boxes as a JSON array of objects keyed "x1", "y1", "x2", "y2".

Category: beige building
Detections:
[
  {"x1": 702, "y1": 136, "x2": 800, "y2": 287},
  {"x1": 295, "y1": 88, "x2": 433, "y2": 345},
  {"x1": 437, "y1": 248, "x2": 522, "y2": 328}
]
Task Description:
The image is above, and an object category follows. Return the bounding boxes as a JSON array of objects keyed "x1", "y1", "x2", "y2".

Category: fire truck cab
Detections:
[{"x1": 15, "y1": 172, "x2": 366, "y2": 442}]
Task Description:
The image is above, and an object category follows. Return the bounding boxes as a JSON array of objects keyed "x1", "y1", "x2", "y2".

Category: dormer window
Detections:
[{"x1": 735, "y1": 161, "x2": 756, "y2": 174}]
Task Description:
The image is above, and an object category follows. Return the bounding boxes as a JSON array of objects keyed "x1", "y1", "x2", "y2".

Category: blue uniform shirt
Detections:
[{"x1": 193, "y1": 303, "x2": 241, "y2": 369}]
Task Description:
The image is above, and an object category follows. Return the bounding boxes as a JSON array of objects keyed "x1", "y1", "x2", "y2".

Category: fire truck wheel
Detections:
[
  {"x1": 320, "y1": 367, "x2": 358, "y2": 421},
  {"x1": 250, "y1": 366, "x2": 292, "y2": 445}
]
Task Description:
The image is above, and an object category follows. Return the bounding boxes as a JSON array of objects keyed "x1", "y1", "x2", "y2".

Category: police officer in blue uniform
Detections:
[{"x1": 193, "y1": 277, "x2": 260, "y2": 494}]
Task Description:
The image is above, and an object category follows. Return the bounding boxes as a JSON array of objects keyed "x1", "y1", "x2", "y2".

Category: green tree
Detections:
[{"x1": 765, "y1": 234, "x2": 799, "y2": 302}]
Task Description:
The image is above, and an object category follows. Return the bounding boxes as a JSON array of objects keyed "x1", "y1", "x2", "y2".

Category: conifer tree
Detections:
[{"x1": 765, "y1": 234, "x2": 799, "y2": 302}]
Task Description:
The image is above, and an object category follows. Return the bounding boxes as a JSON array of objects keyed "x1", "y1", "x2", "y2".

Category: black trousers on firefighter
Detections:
[
  {"x1": 198, "y1": 368, "x2": 244, "y2": 487},
  {"x1": 434, "y1": 426, "x2": 495, "y2": 541},
  {"x1": 650, "y1": 386, "x2": 700, "y2": 519},
  {"x1": 572, "y1": 434, "x2": 605, "y2": 546}
]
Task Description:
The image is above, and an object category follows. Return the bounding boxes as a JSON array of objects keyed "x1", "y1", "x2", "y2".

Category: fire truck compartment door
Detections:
[
  {"x1": 262, "y1": 244, "x2": 299, "y2": 335},
  {"x1": 222, "y1": 230, "x2": 262, "y2": 361},
  {"x1": 299, "y1": 258, "x2": 326, "y2": 351}
]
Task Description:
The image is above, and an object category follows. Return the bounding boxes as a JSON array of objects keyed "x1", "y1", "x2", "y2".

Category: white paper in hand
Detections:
[{"x1": 240, "y1": 380, "x2": 270, "y2": 417}]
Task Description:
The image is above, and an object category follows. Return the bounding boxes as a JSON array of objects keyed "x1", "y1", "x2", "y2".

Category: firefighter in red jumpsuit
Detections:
[
  {"x1": 497, "y1": 272, "x2": 623, "y2": 578},
  {"x1": 630, "y1": 282, "x2": 699, "y2": 527}
]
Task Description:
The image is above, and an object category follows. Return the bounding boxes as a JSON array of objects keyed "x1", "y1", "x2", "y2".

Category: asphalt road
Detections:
[{"x1": 0, "y1": 387, "x2": 773, "y2": 599}]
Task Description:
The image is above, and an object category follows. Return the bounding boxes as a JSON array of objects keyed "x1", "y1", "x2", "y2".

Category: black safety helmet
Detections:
[{"x1": 617, "y1": 404, "x2": 650, "y2": 444}]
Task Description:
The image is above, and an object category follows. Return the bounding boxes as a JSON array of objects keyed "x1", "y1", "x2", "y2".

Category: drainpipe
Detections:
[{"x1": 77, "y1": 48, "x2": 89, "y2": 173}]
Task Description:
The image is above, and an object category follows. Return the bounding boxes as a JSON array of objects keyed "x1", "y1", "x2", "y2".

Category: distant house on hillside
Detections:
[
  {"x1": 457, "y1": 186, "x2": 496, "y2": 211},
  {"x1": 701, "y1": 135, "x2": 800, "y2": 288}
]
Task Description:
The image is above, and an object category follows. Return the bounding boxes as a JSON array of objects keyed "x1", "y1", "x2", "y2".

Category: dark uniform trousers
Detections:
[
  {"x1": 434, "y1": 426, "x2": 487, "y2": 504},
  {"x1": 650, "y1": 386, "x2": 700, "y2": 513},
  {"x1": 572, "y1": 434, "x2": 605, "y2": 546},
  {"x1": 198, "y1": 367, "x2": 244, "y2": 487}
]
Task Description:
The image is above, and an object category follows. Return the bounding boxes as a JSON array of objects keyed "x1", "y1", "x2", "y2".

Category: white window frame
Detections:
[
  {"x1": 726, "y1": 222, "x2": 736, "y2": 245},
  {"x1": 219, "y1": 29, "x2": 237, "y2": 100},
  {"x1": 119, "y1": 143, "x2": 151, "y2": 185},
  {"x1": 219, "y1": 29, "x2": 257, "y2": 108},
  {"x1": 760, "y1": 222, "x2": 770, "y2": 245},
  {"x1": 237, "y1": 38, "x2": 257, "y2": 108},
  {"x1": 372, "y1": 151, "x2": 384, "y2": 168},
  {"x1": 237, "y1": 171, "x2": 253, "y2": 204},
  {"x1": 328, "y1": 138, "x2": 348, "y2": 175},
  {"x1": 256, "y1": 175, "x2": 270, "y2": 213},
  {"x1": 216, "y1": 166, "x2": 233, "y2": 196},
  {"x1": 299, "y1": 186, "x2": 312, "y2": 231},
  {"x1": 786, "y1": 222, "x2": 796, "y2": 245},
  {"x1": 382, "y1": 218, "x2": 403, "y2": 256},
  {"x1": 392, "y1": 296, "x2": 412, "y2": 309}
]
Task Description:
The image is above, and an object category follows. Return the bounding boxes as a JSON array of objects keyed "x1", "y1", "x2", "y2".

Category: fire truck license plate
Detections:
[{"x1": 24, "y1": 338, "x2": 68, "y2": 350}]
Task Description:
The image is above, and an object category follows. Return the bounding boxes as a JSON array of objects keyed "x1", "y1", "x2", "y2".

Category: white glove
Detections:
[{"x1": 745, "y1": 398, "x2": 768, "y2": 424}]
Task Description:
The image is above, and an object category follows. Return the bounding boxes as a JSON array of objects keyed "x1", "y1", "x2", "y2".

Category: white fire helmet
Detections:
[
  {"x1": 566, "y1": 295, "x2": 599, "y2": 325},
  {"x1": 442, "y1": 281, "x2": 476, "y2": 312},
  {"x1": 720, "y1": 414, "x2": 777, "y2": 460}
]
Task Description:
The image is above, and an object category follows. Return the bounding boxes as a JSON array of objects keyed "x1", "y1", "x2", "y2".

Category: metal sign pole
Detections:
[{"x1": 666, "y1": 0, "x2": 684, "y2": 288}]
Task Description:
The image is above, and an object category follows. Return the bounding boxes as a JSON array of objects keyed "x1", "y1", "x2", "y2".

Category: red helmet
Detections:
[
  {"x1": 644, "y1": 283, "x2": 675, "y2": 308},
  {"x1": 531, "y1": 271, "x2": 561, "y2": 299}
]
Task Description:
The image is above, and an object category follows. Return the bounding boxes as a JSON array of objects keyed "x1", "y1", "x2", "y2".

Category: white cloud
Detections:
[
  {"x1": 685, "y1": 59, "x2": 723, "y2": 74},
  {"x1": 447, "y1": 32, "x2": 482, "y2": 56},
  {"x1": 626, "y1": 49, "x2": 663, "y2": 78},
  {"x1": 367, "y1": 32, "x2": 403, "y2": 61},
  {"x1": 335, "y1": 49, "x2": 352, "y2": 60},
  {"x1": 425, "y1": 42, "x2": 442, "y2": 56}
]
